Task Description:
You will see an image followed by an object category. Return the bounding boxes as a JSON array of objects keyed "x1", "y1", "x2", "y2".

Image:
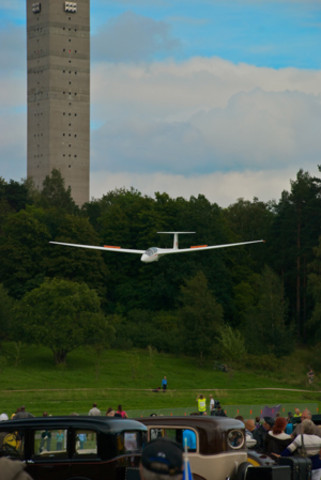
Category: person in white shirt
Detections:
[
  {"x1": 209, "y1": 395, "x2": 215, "y2": 416},
  {"x1": 88, "y1": 403, "x2": 101, "y2": 416}
]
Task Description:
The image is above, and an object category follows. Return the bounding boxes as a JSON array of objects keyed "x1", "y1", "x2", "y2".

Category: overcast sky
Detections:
[{"x1": 1, "y1": 0, "x2": 321, "y2": 206}]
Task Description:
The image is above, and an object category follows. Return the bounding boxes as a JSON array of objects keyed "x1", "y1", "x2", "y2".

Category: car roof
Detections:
[
  {"x1": 138, "y1": 415, "x2": 243, "y2": 430},
  {"x1": 0, "y1": 416, "x2": 147, "y2": 434}
]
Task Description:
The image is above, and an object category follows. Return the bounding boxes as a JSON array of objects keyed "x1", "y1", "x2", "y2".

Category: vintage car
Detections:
[
  {"x1": 138, "y1": 415, "x2": 250, "y2": 480},
  {"x1": 138, "y1": 416, "x2": 295, "y2": 480},
  {"x1": 0, "y1": 416, "x2": 147, "y2": 480}
]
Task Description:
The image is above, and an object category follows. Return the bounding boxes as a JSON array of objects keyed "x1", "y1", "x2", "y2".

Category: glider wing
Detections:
[
  {"x1": 49, "y1": 241, "x2": 145, "y2": 254},
  {"x1": 161, "y1": 239, "x2": 265, "y2": 255}
]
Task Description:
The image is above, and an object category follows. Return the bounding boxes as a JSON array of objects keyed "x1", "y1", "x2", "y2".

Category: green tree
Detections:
[
  {"x1": 307, "y1": 238, "x2": 321, "y2": 342},
  {"x1": 117, "y1": 308, "x2": 181, "y2": 353},
  {"x1": 0, "y1": 178, "x2": 32, "y2": 215},
  {"x1": 225, "y1": 197, "x2": 274, "y2": 243},
  {"x1": 242, "y1": 265, "x2": 292, "y2": 356},
  {"x1": 37, "y1": 169, "x2": 78, "y2": 213},
  {"x1": 0, "y1": 284, "x2": 15, "y2": 342},
  {"x1": 269, "y1": 169, "x2": 321, "y2": 340},
  {"x1": 46, "y1": 212, "x2": 110, "y2": 306},
  {"x1": 216, "y1": 325, "x2": 246, "y2": 365},
  {"x1": 178, "y1": 271, "x2": 223, "y2": 360},
  {"x1": 0, "y1": 207, "x2": 51, "y2": 297},
  {"x1": 17, "y1": 278, "x2": 113, "y2": 364}
]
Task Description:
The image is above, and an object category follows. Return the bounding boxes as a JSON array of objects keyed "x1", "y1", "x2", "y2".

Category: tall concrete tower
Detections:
[{"x1": 27, "y1": 0, "x2": 90, "y2": 206}]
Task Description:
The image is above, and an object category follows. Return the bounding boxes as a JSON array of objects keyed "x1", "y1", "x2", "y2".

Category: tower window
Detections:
[
  {"x1": 32, "y1": 2, "x2": 41, "y2": 14},
  {"x1": 64, "y1": 2, "x2": 77, "y2": 13}
]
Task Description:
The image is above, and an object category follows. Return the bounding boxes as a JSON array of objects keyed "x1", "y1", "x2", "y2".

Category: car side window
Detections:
[
  {"x1": 150, "y1": 428, "x2": 165, "y2": 441},
  {"x1": 116, "y1": 431, "x2": 145, "y2": 454},
  {"x1": 124, "y1": 432, "x2": 140, "y2": 452},
  {"x1": 32, "y1": 429, "x2": 68, "y2": 459},
  {"x1": 149, "y1": 428, "x2": 196, "y2": 451},
  {"x1": 75, "y1": 430, "x2": 97, "y2": 456}
]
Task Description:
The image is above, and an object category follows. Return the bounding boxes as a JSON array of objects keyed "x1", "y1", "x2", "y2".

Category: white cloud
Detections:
[
  {"x1": 90, "y1": 166, "x2": 316, "y2": 207},
  {"x1": 91, "y1": 58, "x2": 321, "y2": 122},
  {"x1": 91, "y1": 58, "x2": 321, "y2": 182},
  {"x1": 2, "y1": 48, "x2": 321, "y2": 208}
]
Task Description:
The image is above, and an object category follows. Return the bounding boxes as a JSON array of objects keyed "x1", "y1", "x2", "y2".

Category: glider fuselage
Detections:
[{"x1": 141, "y1": 247, "x2": 169, "y2": 262}]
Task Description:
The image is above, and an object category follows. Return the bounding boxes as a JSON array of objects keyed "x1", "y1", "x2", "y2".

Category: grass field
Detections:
[{"x1": 0, "y1": 343, "x2": 320, "y2": 419}]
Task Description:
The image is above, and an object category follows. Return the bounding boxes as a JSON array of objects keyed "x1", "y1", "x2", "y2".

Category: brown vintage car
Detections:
[
  {"x1": 0, "y1": 416, "x2": 147, "y2": 480},
  {"x1": 138, "y1": 415, "x2": 249, "y2": 480}
]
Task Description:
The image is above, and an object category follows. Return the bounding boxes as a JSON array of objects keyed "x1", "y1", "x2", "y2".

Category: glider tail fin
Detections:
[{"x1": 157, "y1": 231, "x2": 195, "y2": 250}]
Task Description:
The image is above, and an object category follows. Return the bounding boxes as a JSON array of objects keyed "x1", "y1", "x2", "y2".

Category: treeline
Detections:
[{"x1": 1, "y1": 168, "x2": 321, "y2": 367}]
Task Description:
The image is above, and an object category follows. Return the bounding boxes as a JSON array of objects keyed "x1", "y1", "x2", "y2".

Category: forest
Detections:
[{"x1": 1, "y1": 167, "x2": 321, "y2": 368}]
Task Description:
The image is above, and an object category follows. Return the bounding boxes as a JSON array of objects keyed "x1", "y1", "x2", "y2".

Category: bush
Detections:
[{"x1": 244, "y1": 353, "x2": 280, "y2": 372}]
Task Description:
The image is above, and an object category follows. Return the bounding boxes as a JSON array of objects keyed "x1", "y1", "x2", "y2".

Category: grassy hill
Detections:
[{"x1": 0, "y1": 343, "x2": 320, "y2": 418}]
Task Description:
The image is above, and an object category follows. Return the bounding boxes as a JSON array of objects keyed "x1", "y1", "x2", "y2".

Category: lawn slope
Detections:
[{"x1": 0, "y1": 344, "x2": 319, "y2": 417}]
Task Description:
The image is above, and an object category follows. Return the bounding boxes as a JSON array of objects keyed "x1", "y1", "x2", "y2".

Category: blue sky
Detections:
[{"x1": 1, "y1": 0, "x2": 321, "y2": 206}]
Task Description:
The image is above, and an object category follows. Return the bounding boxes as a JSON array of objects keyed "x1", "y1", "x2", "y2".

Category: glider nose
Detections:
[
  {"x1": 141, "y1": 253, "x2": 149, "y2": 263},
  {"x1": 141, "y1": 251, "x2": 158, "y2": 263}
]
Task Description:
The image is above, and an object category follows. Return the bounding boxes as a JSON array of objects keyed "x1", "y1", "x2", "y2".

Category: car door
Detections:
[{"x1": 25, "y1": 427, "x2": 73, "y2": 480}]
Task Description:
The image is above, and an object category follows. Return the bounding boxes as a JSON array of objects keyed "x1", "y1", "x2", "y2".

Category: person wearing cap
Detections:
[
  {"x1": 214, "y1": 402, "x2": 226, "y2": 417},
  {"x1": 140, "y1": 438, "x2": 183, "y2": 480},
  {"x1": 252, "y1": 416, "x2": 274, "y2": 452}
]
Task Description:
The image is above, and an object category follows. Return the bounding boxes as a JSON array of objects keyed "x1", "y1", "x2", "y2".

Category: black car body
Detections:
[{"x1": 0, "y1": 416, "x2": 147, "y2": 480}]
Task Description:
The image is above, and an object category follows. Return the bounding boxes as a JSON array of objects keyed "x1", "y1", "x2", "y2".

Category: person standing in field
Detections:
[
  {"x1": 162, "y1": 376, "x2": 167, "y2": 392},
  {"x1": 293, "y1": 407, "x2": 302, "y2": 418},
  {"x1": 105, "y1": 407, "x2": 115, "y2": 417},
  {"x1": 209, "y1": 395, "x2": 215, "y2": 416},
  {"x1": 196, "y1": 394, "x2": 207, "y2": 415},
  {"x1": 88, "y1": 403, "x2": 101, "y2": 416},
  {"x1": 13, "y1": 406, "x2": 34, "y2": 419},
  {"x1": 115, "y1": 405, "x2": 128, "y2": 418}
]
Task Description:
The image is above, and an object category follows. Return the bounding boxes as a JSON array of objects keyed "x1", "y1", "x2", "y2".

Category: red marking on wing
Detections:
[
  {"x1": 104, "y1": 245, "x2": 121, "y2": 249},
  {"x1": 190, "y1": 245, "x2": 208, "y2": 249}
]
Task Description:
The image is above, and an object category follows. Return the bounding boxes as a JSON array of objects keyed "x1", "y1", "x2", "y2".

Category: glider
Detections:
[{"x1": 50, "y1": 232, "x2": 264, "y2": 263}]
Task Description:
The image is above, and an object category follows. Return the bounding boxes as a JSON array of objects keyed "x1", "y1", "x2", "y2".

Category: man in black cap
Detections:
[
  {"x1": 140, "y1": 438, "x2": 183, "y2": 480},
  {"x1": 214, "y1": 402, "x2": 226, "y2": 417},
  {"x1": 252, "y1": 416, "x2": 274, "y2": 452}
]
